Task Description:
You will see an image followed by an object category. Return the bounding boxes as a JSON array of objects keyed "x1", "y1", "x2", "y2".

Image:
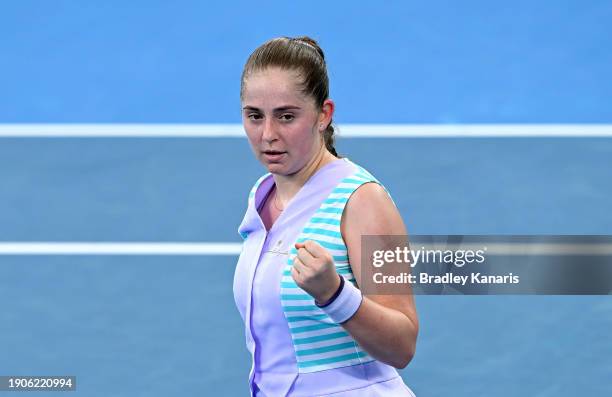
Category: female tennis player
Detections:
[{"x1": 233, "y1": 36, "x2": 418, "y2": 396}]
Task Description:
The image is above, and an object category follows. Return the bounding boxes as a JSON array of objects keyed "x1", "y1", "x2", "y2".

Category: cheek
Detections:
[
  {"x1": 295, "y1": 133, "x2": 313, "y2": 149},
  {"x1": 291, "y1": 122, "x2": 318, "y2": 148},
  {"x1": 286, "y1": 130, "x2": 317, "y2": 159}
]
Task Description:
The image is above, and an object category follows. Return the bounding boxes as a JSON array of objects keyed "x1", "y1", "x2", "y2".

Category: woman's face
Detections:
[{"x1": 241, "y1": 67, "x2": 326, "y2": 175}]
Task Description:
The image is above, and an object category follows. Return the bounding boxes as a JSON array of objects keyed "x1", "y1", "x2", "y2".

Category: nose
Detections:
[{"x1": 262, "y1": 117, "x2": 278, "y2": 143}]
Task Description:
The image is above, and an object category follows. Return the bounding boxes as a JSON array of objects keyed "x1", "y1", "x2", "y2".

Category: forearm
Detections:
[{"x1": 340, "y1": 296, "x2": 418, "y2": 369}]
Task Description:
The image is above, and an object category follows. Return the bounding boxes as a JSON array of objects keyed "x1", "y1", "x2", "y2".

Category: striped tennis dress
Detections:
[{"x1": 233, "y1": 157, "x2": 416, "y2": 396}]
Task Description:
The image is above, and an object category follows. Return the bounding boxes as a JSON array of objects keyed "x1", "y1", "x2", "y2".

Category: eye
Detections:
[
  {"x1": 247, "y1": 113, "x2": 262, "y2": 121},
  {"x1": 280, "y1": 113, "x2": 294, "y2": 121}
]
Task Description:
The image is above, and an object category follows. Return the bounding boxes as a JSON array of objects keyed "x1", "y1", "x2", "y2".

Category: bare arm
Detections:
[{"x1": 339, "y1": 182, "x2": 419, "y2": 369}]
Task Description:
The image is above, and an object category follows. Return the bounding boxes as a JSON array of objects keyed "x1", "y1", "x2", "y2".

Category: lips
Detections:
[{"x1": 262, "y1": 150, "x2": 287, "y2": 162}]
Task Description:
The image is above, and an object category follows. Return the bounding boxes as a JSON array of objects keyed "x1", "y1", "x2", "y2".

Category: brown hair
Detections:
[{"x1": 240, "y1": 36, "x2": 339, "y2": 157}]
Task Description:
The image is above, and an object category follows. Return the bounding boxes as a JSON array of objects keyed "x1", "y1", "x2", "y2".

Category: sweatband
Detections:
[
  {"x1": 315, "y1": 274, "x2": 345, "y2": 308},
  {"x1": 315, "y1": 274, "x2": 363, "y2": 324}
]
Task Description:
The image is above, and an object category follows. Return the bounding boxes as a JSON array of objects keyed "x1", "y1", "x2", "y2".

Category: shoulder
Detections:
[{"x1": 341, "y1": 181, "x2": 405, "y2": 236}]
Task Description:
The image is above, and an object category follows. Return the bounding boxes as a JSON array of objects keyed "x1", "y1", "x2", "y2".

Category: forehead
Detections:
[{"x1": 242, "y1": 67, "x2": 311, "y2": 107}]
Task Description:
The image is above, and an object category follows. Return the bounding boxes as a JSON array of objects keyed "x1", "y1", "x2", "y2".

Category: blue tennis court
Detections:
[{"x1": 1, "y1": 1, "x2": 611, "y2": 396}]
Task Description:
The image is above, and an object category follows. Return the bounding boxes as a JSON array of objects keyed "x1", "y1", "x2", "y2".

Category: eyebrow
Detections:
[{"x1": 242, "y1": 105, "x2": 302, "y2": 112}]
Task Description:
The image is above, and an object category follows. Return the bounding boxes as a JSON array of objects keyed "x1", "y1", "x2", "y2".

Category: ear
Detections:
[{"x1": 318, "y1": 99, "x2": 335, "y2": 131}]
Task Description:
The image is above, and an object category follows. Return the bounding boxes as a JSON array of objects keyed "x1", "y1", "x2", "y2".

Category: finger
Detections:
[
  {"x1": 292, "y1": 257, "x2": 305, "y2": 274},
  {"x1": 303, "y1": 240, "x2": 328, "y2": 258},
  {"x1": 295, "y1": 240, "x2": 320, "y2": 253},
  {"x1": 295, "y1": 240, "x2": 323, "y2": 258},
  {"x1": 296, "y1": 246, "x2": 316, "y2": 267},
  {"x1": 290, "y1": 264, "x2": 301, "y2": 281}
]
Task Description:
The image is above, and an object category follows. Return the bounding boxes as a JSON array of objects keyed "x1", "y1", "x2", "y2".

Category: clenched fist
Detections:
[{"x1": 291, "y1": 240, "x2": 342, "y2": 305}]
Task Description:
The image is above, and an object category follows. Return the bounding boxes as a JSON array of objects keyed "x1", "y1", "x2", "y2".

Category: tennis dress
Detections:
[{"x1": 233, "y1": 157, "x2": 416, "y2": 397}]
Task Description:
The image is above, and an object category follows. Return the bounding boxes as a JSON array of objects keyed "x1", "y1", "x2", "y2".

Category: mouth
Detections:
[{"x1": 262, "y1": 150, "x2": 287, "y2": 162}]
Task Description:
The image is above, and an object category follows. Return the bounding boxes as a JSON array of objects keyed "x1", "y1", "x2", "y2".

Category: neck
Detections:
[{"x1": 273, "y1": 148, "x2": 337, "y2": 206}]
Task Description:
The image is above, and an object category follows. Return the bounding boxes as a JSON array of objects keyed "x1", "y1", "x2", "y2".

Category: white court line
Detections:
[
  {"x1": 0, "y1": 242, "x2": 243, "y2": 255},
  {"x1": 0, "y1": 124, "x2": 612, "y2": 137},
  {"x1": 1, "y1": 242, "x2": 611, "y2": 256}
]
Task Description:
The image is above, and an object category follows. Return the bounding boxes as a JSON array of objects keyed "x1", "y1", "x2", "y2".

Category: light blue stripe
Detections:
[
  {"x1": 317, "y1": 207, "x2": 344, "y2": 214},
  {"x1": 331, "y1": 187, "x2": 355, "y2": 194},
  {"x1": 283, "y1": 268, "x2": 350, "y2": 277},
  {"x1": 283, "y1": 268, "x2": 349, "y2": 276},
  {"x1": 302, "y1": 227, "x2": 343, "y2": 238},
  {"x1": 298, "y1": 351, "x2": 368, "y2": 368},
  {"x1": 290, "y1": 322, "x2": 339, "y2": 333},
  {"x1": 307, "y1": 240, "x2": 346, "y2": 251},
  {"x1": 281, "y1": 294, "x2": 313, "y2": 300},
  {"x1": 286, "y1": 253, "x2": 346, "y2": 262},
  {"x1": 309, "y1": 218, "x2": 341, "y2": 226},
  {"x1": 281, "y1": 282, "x2": 300, "y2": 288},
  {"x1": 296, "y1": 341, "x2": 356, "y2": 356},
  {"x1": 323, "y1": 197, "x2": 348, "y2": 204},
  {"x1": 340, "y1": 178, "x2": 369, "y2": 184},
  {"x1": 282, "y1": 305, "x2": 318, "y2": 312},
  {"x1": 320, "y1": 240, "x2": 346, "y2": 250},
  {"x1": 287, "y1": 256, "x2": 347, "y2": 265},
  {"x1": 295, "y1": 237, "x2": 346, "y2": 251},
  {"x1": 294, "y1": 331, "x2": 349, "y2": 345},
  {"x1": 287, "y1": 314, "x2": 329, "y2": 322}
]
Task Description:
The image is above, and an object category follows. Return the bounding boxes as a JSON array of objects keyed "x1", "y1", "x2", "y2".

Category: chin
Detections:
[
  {"x1": 264, "y1": 162, "x2": 285, "y2": 174},
  {"x1": 267, "y1": 163, "x2": 299, "y2": 176}
]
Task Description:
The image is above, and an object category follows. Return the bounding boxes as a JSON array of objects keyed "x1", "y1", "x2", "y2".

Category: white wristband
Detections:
[{"x1": 318, "y1": 276, "x2": 363, "y2": 324}]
